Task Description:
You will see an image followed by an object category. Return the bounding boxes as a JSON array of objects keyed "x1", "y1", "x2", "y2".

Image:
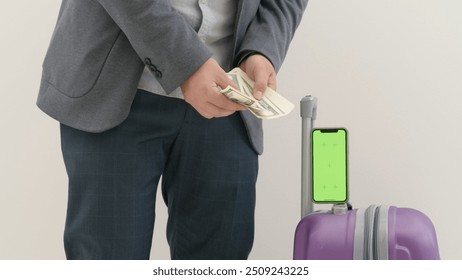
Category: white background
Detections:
[{"x1": 0, "y1": 0, "x2": 461, "y2": 259}]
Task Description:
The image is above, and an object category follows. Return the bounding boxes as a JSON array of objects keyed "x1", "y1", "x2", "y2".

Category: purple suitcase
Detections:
[{"x1": 293, "y1": 96, "x2": 440, "y2": 260}]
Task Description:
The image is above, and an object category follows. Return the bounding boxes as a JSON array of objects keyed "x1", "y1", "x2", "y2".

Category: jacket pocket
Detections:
[{"x1": 42, "y1": 1, "x2": 122, "y2": 98}]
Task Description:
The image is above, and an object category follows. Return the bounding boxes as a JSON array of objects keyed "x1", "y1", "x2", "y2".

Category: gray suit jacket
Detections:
[{"x1": 37, "y1": 0, "x2": 308, "y2": 154}]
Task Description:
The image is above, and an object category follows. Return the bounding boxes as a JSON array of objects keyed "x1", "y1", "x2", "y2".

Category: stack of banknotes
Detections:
[{"x1": 220, "y1": 67, "x2": 294, "y2": 119}]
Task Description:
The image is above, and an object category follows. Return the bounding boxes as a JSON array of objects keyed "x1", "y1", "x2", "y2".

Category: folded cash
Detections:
[{"x1": 221, "y1": 67, "x2": 294, "y2": 119}]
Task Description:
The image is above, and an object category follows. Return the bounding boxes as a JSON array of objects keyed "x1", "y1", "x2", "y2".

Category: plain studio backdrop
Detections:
[{"x1": 0, "y1": 0, "x2": 461, "y2": 260}]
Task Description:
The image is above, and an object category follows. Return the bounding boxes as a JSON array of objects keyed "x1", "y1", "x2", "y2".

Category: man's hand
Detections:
[
  {"x1": 239, "y1": 54, "x2": 277, "y2": 100},
  {"x1": 181, "y1": 58, "x2": 246, "y2": 119}
]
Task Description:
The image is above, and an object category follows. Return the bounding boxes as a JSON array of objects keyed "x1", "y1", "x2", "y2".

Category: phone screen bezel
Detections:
[{"x1": 311, "y1": 128, "x2": 349, "y2": 203}]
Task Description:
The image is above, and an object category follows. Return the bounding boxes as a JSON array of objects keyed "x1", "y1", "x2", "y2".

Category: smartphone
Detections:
[{"x1": 312, "y1": 128, "x2": 348, "y2": 203}]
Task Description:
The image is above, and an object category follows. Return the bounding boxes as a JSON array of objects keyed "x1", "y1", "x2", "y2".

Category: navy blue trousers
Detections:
[{"x1": 60, "y1": 90, "x2": 258, "y2": 260}]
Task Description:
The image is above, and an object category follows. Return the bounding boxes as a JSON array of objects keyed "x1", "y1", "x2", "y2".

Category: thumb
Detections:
[{"x1": 252, "y1": 70, "x2": 268, "y2": 100}]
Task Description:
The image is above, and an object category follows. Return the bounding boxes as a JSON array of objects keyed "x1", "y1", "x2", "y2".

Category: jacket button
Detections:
[
  {"x1": 154, "y1": 70, "x2": 163, "y2": 78},
  {"x1": 149, "y1": 64, "x2": 157, "y2": 72},
  {"x1": 145, "y1": 57, "x2": 152, "y2": 65}
]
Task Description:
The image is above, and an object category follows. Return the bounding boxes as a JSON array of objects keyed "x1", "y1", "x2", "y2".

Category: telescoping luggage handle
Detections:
[
  {"x1": 300, "y1": 97, "x2": 350, "y2": 218},
  {"x1": 300, "y1": 96, "x2": 317, "y2": 218}
]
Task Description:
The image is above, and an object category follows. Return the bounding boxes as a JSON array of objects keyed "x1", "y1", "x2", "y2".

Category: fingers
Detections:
[
  {"x1": 209, "y1": 84, "x2": 246, "y2": 112},
  {"x1": 239, "y1": 54, "x2": 277, "y2": 100},
  {"x1": 216, "y1": 72, "x2": 239, "y2": 92},
  {"x1": 182, "y1": 58, "x2": 247, "y2": 119},
  {"x1": 190, "y1": 94, "x2": 243, "y2": 119},
  {"x1": 184, "y1": 82, "x2": 245, "y2": 119},
  {"x1": 253, "y1": 69, "x2": 278, "y2": 100},
  {"x1": 212, "y1": 72, "x2": 247, "y2": 112}
]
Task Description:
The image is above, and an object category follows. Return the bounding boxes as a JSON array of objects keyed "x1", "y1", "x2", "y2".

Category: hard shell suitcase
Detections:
[{"x1": 293, "y1": 96, "x2": 440, "y2": 260}]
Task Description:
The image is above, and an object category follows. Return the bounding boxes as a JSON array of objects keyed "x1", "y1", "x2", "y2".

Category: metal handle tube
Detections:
[{"x1": 300, "y1": 96, "x2": 317, "y2": 218}]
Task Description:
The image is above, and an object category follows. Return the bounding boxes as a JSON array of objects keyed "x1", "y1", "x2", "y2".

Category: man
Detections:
[{"x1": 37, "y1": 0, "x2": 308, "y2": 260}]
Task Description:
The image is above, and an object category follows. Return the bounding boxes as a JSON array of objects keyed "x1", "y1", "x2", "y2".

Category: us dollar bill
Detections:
[{"x1": 221, "y1": 67, "x2": 294, "y2": 119}]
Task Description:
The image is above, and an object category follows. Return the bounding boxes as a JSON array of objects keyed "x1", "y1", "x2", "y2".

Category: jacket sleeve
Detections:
[
  {"x1": 234, "y1": 0, "x2": 309, "y2": 72},
  {"x1": 96, "y1": 0, "x2": 213, "y2": 93}
]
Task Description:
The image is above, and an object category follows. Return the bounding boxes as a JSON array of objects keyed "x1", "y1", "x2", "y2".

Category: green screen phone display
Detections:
[{"x1": 312, "y1": 128, "x2": 348, "y2": 203}]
